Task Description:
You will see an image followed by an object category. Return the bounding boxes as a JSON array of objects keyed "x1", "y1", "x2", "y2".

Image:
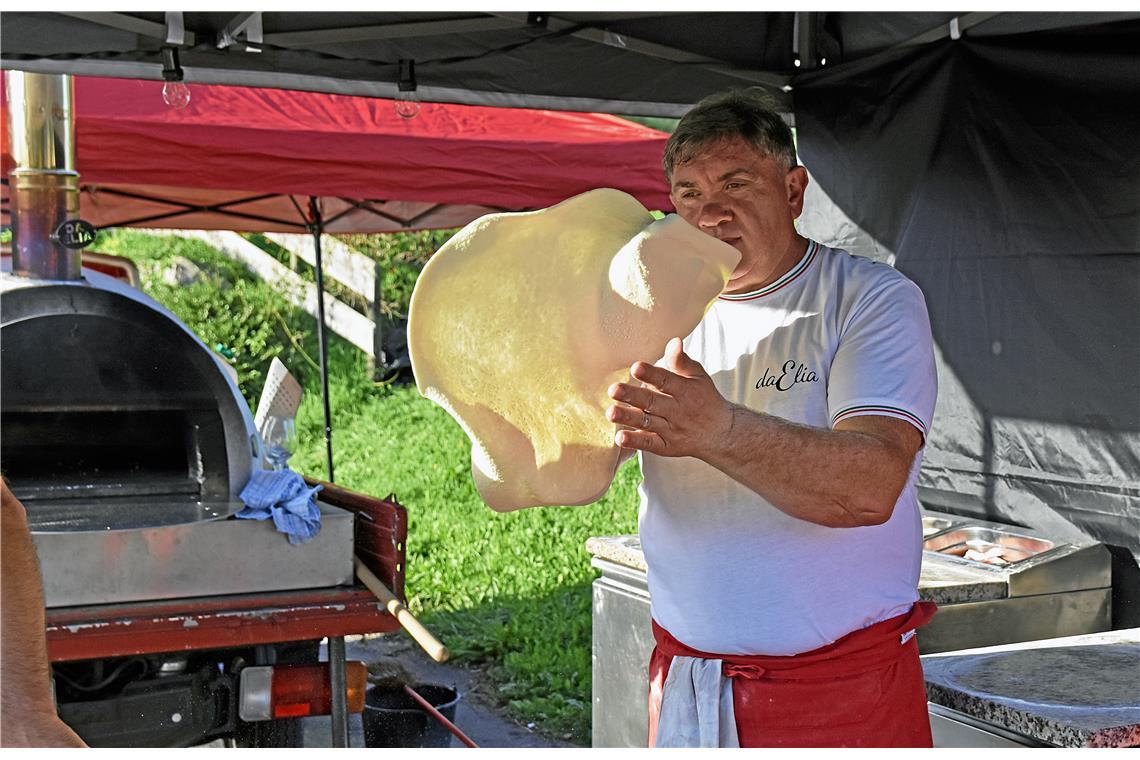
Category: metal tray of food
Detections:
[{"x1": 923, "y1": 527, "x2": 1058, "y2": 569}]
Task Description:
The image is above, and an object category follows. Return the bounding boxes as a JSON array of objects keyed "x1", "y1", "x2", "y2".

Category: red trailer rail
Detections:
[{"x1": 45, "y1": 586, "x2": 400, "y2": 662}]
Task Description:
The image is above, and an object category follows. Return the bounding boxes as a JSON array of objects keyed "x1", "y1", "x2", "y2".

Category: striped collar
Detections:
[{"x1": 718, "y1": 240, "x2": 820, "y2": 302}]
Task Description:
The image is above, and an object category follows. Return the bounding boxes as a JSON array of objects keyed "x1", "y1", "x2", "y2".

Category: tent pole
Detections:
[{"x1": 308, "y1": 196, "x2": 335, "y2": 483}]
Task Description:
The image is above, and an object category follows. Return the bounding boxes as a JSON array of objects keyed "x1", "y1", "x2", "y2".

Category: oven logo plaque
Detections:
[{"x1": 51, "y1": 219, "x2": 97, "y2": 249}]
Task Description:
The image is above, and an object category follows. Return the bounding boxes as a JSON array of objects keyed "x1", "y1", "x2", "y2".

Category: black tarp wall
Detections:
[{"x1": 794, "y1": 19, "x2": 1140, "y2": 624}]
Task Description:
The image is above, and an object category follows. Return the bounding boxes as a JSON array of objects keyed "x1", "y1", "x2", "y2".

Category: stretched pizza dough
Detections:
[{"x1": 408, "y1": 188, "x2": 740, "y2": 511}]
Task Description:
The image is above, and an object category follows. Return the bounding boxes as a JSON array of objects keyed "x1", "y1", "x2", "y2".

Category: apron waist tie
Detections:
[{"x1": 722, "y1": 664, "x2": 766, "y2": 680}]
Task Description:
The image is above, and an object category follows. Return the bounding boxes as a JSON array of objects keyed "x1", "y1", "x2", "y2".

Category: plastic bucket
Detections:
[{"x1": 362, "y1": 683, "x2": 461, "y2": 748}]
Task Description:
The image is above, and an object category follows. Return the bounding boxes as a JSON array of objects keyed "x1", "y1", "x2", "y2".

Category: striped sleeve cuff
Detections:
[{"x1": 831, "y1": 404, "x2": 929, "y2": 438}]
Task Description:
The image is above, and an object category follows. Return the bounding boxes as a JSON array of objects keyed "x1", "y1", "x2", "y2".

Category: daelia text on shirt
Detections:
[{"x1": 755, "y1": 360, "x2": 819, "y2": 391}]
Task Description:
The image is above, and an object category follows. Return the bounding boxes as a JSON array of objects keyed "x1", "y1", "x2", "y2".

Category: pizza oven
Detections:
[
  {"x1": 0, "y1": 276, "x2": 259, "y2": 509},
  {"x1": 1, "y1": 71, "x2": 354, "y2": 608}
]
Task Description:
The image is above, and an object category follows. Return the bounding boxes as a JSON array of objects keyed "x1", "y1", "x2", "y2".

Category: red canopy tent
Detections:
[
  {"x1": 2, "y1": 73, "x2": 672, "y2": 481},
  {"x1": 1, "y1": 74, "x2": 671, "y2": 233}
]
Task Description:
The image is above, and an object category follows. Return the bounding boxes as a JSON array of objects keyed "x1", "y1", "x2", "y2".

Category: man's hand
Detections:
[{"x1": 606, "y1": 337, "x2": 734, "y2": 458}]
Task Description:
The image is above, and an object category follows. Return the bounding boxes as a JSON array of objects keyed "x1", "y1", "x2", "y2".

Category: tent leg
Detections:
[
  {"x1": 309, "y1": 197, "x2": 335, "y2": 483},
  {"x1": 328, "y1": 636, "x2": 349, "y2": 747},
  {"x1": 372, "y1": 259, "x2": 384, "y2": 382}
]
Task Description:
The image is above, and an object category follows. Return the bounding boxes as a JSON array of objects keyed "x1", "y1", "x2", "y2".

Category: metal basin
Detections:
[
  {"x1": 30, "y1": 500, "x2": 356, "y2": 607},
  {"x1": 924, "y1": 527, "x2": 1057, "y2": 567}
]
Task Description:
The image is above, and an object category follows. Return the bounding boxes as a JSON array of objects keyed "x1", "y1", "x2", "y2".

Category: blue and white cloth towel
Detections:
[{"x1": 237, "y1": 469, "x2": 323, "y2": 545}]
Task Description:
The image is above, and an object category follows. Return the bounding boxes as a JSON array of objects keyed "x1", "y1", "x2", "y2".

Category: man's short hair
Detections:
[{"x1": 664, "y1": 88, "x2": 797, "y2": 182}]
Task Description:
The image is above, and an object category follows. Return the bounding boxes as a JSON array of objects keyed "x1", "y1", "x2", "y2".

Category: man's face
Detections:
[{"x1": 669, "y1": 135, "x2": 808, "y2": 294}]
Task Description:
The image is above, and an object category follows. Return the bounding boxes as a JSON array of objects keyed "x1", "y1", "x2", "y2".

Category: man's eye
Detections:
[
  {"x1": 725, "y1": 182, "x2": 744, "y2": 190},
  {"x1": 681, "y1": 192, "x2": 700, "y2": 200}
]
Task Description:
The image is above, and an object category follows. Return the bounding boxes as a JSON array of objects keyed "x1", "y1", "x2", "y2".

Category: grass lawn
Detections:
[{"x1": 97, "y1": 228, "x2": 642, "y2": 744}]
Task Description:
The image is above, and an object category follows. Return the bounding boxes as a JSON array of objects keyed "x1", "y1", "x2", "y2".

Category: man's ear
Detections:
[{"x1": 786, "y1": 166, "x2": 809, "y2": 219}]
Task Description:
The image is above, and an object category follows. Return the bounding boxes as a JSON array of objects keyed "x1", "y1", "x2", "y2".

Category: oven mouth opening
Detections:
[{"x1": 1, "y1": 408, "x2": 211, "y2": 501}]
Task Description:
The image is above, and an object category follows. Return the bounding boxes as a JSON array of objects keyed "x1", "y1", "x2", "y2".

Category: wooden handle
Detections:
[{"x1": 354, "y1": 555, "x2": 449, "y2": 663}]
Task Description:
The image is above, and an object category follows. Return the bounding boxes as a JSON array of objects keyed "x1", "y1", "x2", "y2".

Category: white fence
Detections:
[{"x1": 153, "y1": 229, "x2": 385, "y2": 362}]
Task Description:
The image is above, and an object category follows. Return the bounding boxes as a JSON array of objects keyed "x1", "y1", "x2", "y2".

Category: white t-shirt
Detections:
[{"x1": 638, "y1": 239, "x2": 937, "y2": 656}]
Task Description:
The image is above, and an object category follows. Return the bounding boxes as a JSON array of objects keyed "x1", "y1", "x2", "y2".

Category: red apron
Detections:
[{"x1": 648, "y1": 602, "x2": 937, "y2": 748}]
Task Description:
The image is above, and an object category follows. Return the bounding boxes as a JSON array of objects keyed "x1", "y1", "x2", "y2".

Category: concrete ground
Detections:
[{"x1": 302, "y1": 634, "x2": 578, "y2": 749}]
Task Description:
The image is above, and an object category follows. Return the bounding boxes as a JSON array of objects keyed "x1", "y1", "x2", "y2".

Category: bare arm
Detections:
[
  {"x1": 702, "y1": 409, "x2": 921, "y2": 527},
  {"x1": 607, "y1": 338, "x2": 922, "y2": 528},
  {"x1": 1, "y1": 481, "x2": 87, "y2": 747}
]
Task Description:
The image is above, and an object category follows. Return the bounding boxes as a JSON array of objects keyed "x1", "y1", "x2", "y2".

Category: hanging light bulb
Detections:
[
  {"x1": 395, "y1": 59, "x2": 420, "y2": 120},
  {"x1": 161, "y1": 46, "x2": 191, "y2": 109},
  {"x1": 162, "y1": 80, "x2": 191, "y2": 109},
  {"x1": 395, "y1": 90, "x2": 420, "y2": 119}
]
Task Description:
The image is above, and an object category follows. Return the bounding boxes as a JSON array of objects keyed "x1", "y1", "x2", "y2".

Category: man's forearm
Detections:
[
  {"x1": 699, "y1": 404, "x2": 916, "y2": 528},
  {"x1": 2, "y1": 494, "x2": 55, "y2": 711},
  {"x1": 1, "y1": 486, "x2": 87, "y2": 747}
]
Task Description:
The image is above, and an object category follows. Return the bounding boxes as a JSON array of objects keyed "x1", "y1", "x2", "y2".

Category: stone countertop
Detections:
[
  {"x1": 917, "y1": 556, "x2": 1007, "y2": 604},
  {"x1": 585, "y1": 535, "x2": 1007, "y2": 605},
  {"x1": 586, "y1": 535, "x2": 646, "y2": 572},
  {"x1": 922, "y1": 629, "x2": 1140, "y2": 747}
]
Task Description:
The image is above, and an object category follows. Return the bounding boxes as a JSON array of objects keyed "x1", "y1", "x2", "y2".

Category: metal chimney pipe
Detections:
[{"x1": 6, "y1": 71, "x2": 82, "y2": 280}]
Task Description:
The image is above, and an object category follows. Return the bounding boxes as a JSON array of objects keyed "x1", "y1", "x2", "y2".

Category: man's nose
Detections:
[{"x1": 698, "y1": 200, "x2": 732, "y2": 230}]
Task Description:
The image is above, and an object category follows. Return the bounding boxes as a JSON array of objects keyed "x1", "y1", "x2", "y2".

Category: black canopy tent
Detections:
[
  {"x1": 5, "y1": 11, "x2": 1136, "y2": 114},
  {"x1": 3, "y1": 11, "x2": 1138, "y2": 612}
]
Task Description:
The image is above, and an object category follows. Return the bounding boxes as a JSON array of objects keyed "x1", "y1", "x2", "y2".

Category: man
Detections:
[
  {"x1": 605, "y1": 89, "x2": 938, "y2": 747},
  {"x1": 1, "y1": 479, "x2": 87, "y2": 747}
]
